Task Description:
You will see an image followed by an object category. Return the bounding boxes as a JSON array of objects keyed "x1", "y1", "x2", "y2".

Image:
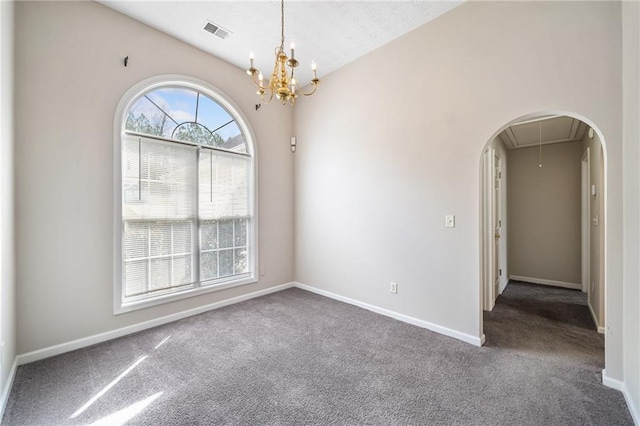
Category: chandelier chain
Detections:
[{"x1": 280, "y1": 0, "x2": 285, "y2": 52}]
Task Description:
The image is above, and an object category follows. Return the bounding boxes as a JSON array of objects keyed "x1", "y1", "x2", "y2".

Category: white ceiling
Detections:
[
  {"x1": 99, "y1": 1, "x2": 463, "y2": 85},
  {"x1": 499, "y1": 115, "x2": 589, "y2": 150}
]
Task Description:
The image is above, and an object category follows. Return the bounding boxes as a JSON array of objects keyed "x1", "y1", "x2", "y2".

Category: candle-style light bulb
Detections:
[
  {"x1": 258, "y1": 72, "x2": 264, "y2": 87},
  {"x1": 311, "y1": 61, "x2": 318, "y2": 79},
  {"x1": 249, "y1": 51, "x2": 255, "y2": 60}
]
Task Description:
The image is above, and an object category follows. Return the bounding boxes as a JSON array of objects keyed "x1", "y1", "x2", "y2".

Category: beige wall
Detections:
[
  {"x1": 0, "y1": 0, "x2": 17, "y2": 405},
  {"x1": 583, "y1": 131, "x2": 605, "y2": 328},
  {"x1": 14, "y1": 1, "x2": 294, "y2": 354},
  {"x1": 294, "y1": 0, "x2": 625, "y2": 378},
  {"x1": 622, "y1": 0, "x2": 640, "y2": 420},
  {"x1": 507, "y1": 141, "x2": 582, "y2": 286}
]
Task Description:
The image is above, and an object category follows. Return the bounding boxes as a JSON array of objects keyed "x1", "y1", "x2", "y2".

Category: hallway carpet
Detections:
[{"x1": 2, "y1": 283, "x2": 633, "y2": 425}]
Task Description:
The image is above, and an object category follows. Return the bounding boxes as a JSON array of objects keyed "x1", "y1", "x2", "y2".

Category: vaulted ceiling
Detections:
[{"x1": 99, "y1": 1, "x2": 463, "y2": 85}]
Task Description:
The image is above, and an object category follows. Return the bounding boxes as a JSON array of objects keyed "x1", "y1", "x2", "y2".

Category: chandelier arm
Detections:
[
  {"x1": 261, "y1": 90, "x2": 274, "y2": 104},
  {"x1": 298, "y1": 82, "x2": 319, "y2": 97},
  {"x1": 250, "y1": 72, "x2": 266, "y2": 90}
]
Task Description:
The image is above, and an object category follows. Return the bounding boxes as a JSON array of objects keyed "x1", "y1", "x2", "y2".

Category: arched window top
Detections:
[{"x1": 125, "y1": 85, "x2": 248, "y2": 154}]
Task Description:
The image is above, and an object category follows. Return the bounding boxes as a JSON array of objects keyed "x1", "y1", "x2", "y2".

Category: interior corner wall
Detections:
[
  {"x1": 14, "y1": 1, "x2": 294, "y2": 354},
  {"x1": 507, "y1": 142, "x2": 582, "y2": 286},
  {"x1": 582, "y1": 131, "x2": 605, "y2": 328},
  {"x1": 0, "y1": 0, "x2": 17, "y2": 398},
  {"x1": 622, "y1": 0, "x2": 640, "y2": 421},
  {"x1": 293, "y1": 0, "x2": 624, "y2": 378}
]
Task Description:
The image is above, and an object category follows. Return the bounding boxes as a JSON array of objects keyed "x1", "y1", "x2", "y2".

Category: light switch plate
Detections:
[{"x1": 445, "y1": 215, "x2": 455, "y2": 228}]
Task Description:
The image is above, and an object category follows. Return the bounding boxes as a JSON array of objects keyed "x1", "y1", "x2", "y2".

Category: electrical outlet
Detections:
[
  {"x1": 390, "y1": 282, "x2": 398, "y2": 294},
  {"x1": 259, "y1": 267, "x2": 266, "y2": 276}
]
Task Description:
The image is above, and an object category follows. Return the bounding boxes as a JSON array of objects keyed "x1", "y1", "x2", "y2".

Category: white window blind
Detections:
[
  {"x1": 122, "y1": 136, "x2": 197, "y2": 298},
  {"x1": 198, "y1": 149, "x2": 250, "y2": 282}
]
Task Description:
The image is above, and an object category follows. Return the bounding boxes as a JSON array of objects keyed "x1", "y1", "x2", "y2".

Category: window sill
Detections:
[{"x1": 114, "y1": 275, "x2": 258, "y2": 315}]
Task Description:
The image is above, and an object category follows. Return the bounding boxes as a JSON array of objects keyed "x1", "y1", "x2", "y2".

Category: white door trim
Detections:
[
  {"x1": 481, "y1": 147, "x2": 503, "y2": 312},
  {"x1": 581, "y1": 148, "x2": 591, "y2": 301}
]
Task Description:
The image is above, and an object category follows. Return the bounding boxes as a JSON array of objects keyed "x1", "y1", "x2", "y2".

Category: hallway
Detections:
[{"x1": 484, "y1": 281, "x2": 602, "y2": 367}]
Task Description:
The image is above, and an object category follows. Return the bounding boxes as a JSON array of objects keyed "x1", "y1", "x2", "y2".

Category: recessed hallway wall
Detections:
[{"x1": 507, "y1": 141, "x2": 583, "y2": 287}]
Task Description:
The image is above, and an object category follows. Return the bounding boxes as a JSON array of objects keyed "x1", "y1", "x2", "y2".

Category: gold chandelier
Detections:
[{"x1": 246, "y1": 0, "x2": 319, "y2": 106}]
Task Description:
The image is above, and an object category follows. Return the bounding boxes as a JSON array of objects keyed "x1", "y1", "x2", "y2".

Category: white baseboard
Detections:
[
  {"x1": 587, "y1": 301, "x2": 605, "y2": 334},
  {"x1": 17, "y1": 282, "x2": 295, "y2": 366},
  {"x1": 623, "y1": 383, "x2": 640, "y2": 426},
  {"x1": 603, "y1": 370, "x2": 640, "y2": 425},
  {"x1": 509, "y1": 275, "x2": 582, "y2": 290},
  {"x1": 499, "y1": 277, "x2": 508, "y2": 294},
  {"x1": 602, "y1": 369, "x2": 624, "y2": 391},
  {"x1": 0, "y1": 357, "x2": 18, "y2": 421},
  {"x1": 293, "y1": 282, "x2": 483, "y2": 347}
]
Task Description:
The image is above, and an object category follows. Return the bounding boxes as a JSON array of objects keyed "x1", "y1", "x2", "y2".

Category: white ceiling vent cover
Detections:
[{"x1": 204, "y1": 21, "x2": 230, "y2": 40}]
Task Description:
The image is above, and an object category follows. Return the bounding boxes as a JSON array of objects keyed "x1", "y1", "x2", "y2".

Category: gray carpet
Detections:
[{"x1": 2, "y1": 282, "x2": 633, "y2": 425}]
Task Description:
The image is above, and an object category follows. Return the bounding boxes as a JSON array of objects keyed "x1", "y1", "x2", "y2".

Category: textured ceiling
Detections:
[
  {"x1": 499, "y1": 116, "x2": 589, "y2": 150},
  {"x1": 99, "y1": 1, "x2": 463, "y2": 85}
]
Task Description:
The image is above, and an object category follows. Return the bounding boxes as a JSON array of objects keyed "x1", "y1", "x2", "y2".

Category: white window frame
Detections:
[{"x1": 113, "y1": 75, "x2": 258, "y2": 314}]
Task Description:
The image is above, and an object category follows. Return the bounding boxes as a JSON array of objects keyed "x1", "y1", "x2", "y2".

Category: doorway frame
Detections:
[
  {"x1": 481, "y1": 148, "x2": 505, "y2": 312},
  {"x1": 478, "y1": 112, "x2": 608, "y2": 360}
]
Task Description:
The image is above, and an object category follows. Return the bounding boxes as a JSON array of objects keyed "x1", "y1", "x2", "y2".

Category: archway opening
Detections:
[{"x1": 478, "y1": 111, "x2": 608, "y2": 361}]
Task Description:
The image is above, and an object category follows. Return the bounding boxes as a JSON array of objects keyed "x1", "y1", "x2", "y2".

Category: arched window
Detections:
[{"x1": 115, "y1": 78, "x2": 256, "y2": 313}]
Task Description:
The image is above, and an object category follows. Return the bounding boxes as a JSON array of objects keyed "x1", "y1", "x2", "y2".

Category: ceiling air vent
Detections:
[{"x1": 204, "y1": 21, "x2": 230, "y2": 40}]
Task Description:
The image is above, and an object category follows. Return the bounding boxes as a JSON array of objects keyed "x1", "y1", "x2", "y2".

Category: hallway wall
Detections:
[{"x1": 507, "y1": 141, "x2": 583, "y2": 287}]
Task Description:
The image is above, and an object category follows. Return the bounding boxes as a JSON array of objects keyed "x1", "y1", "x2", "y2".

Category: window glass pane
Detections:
[
  {"x1": 219, "y1": 249, "x2": 234, "y2": 277},
  {"x1": 173, "y1": 221, "x2": 192, "y2": 254},
  {"x1": 128, "y1": 87, "x2": 247, "y2": 153},
  {"x1": 219, "y1": 220, "x2": 234, "y2": 249},
  {"x1": 125, "y1": 260, "x2": 148, "y2": 297},
  {"x1": 146, "y1": 87, "x2": 196, "y2": 132},
  {"x1": 199, "y1": 152, "x2": 249, "y2": 220},
  {"x1": 150, "y1": 258, "x2": 171, "y2": 291},
  {"x1": 217, "y1": 121, "x2": 247, "y2": 154},
  {"x1": 125, "y1": 97, "x2": 169, "y2": 138},
  {"x1": 174, "y1": 122, "x2": 219, "y2": 146},
  {"x1": 201, "y1": 220, "x2": 218, "y2": 250},
  {"x1": 150, "y1": 222, "x2": 171, "y2": 257},
  {"x1": 234, "y1": 248, "x2": 247, "y2": 274},
  {"x1": 124, "y1": 222, "x2": 148, "y2": 260},
  {"x1": 123, "y1": 139, "x2": 196, "y2": 221},
  {"x1": 234, "y1": 219, "x2": 247, "y2": 247},
  {"x1": 197, "y1": 93, "x2": 233, "y2": 133},
  {"x1": 124, "y1": 220, "x2": 193, "y2": 297},
  {"x1": 173, "y1": 255, "x2": 192, "y2": 286},
  {"x1": 201, "y1": 251, "x2": 218, "y2": 281}
]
